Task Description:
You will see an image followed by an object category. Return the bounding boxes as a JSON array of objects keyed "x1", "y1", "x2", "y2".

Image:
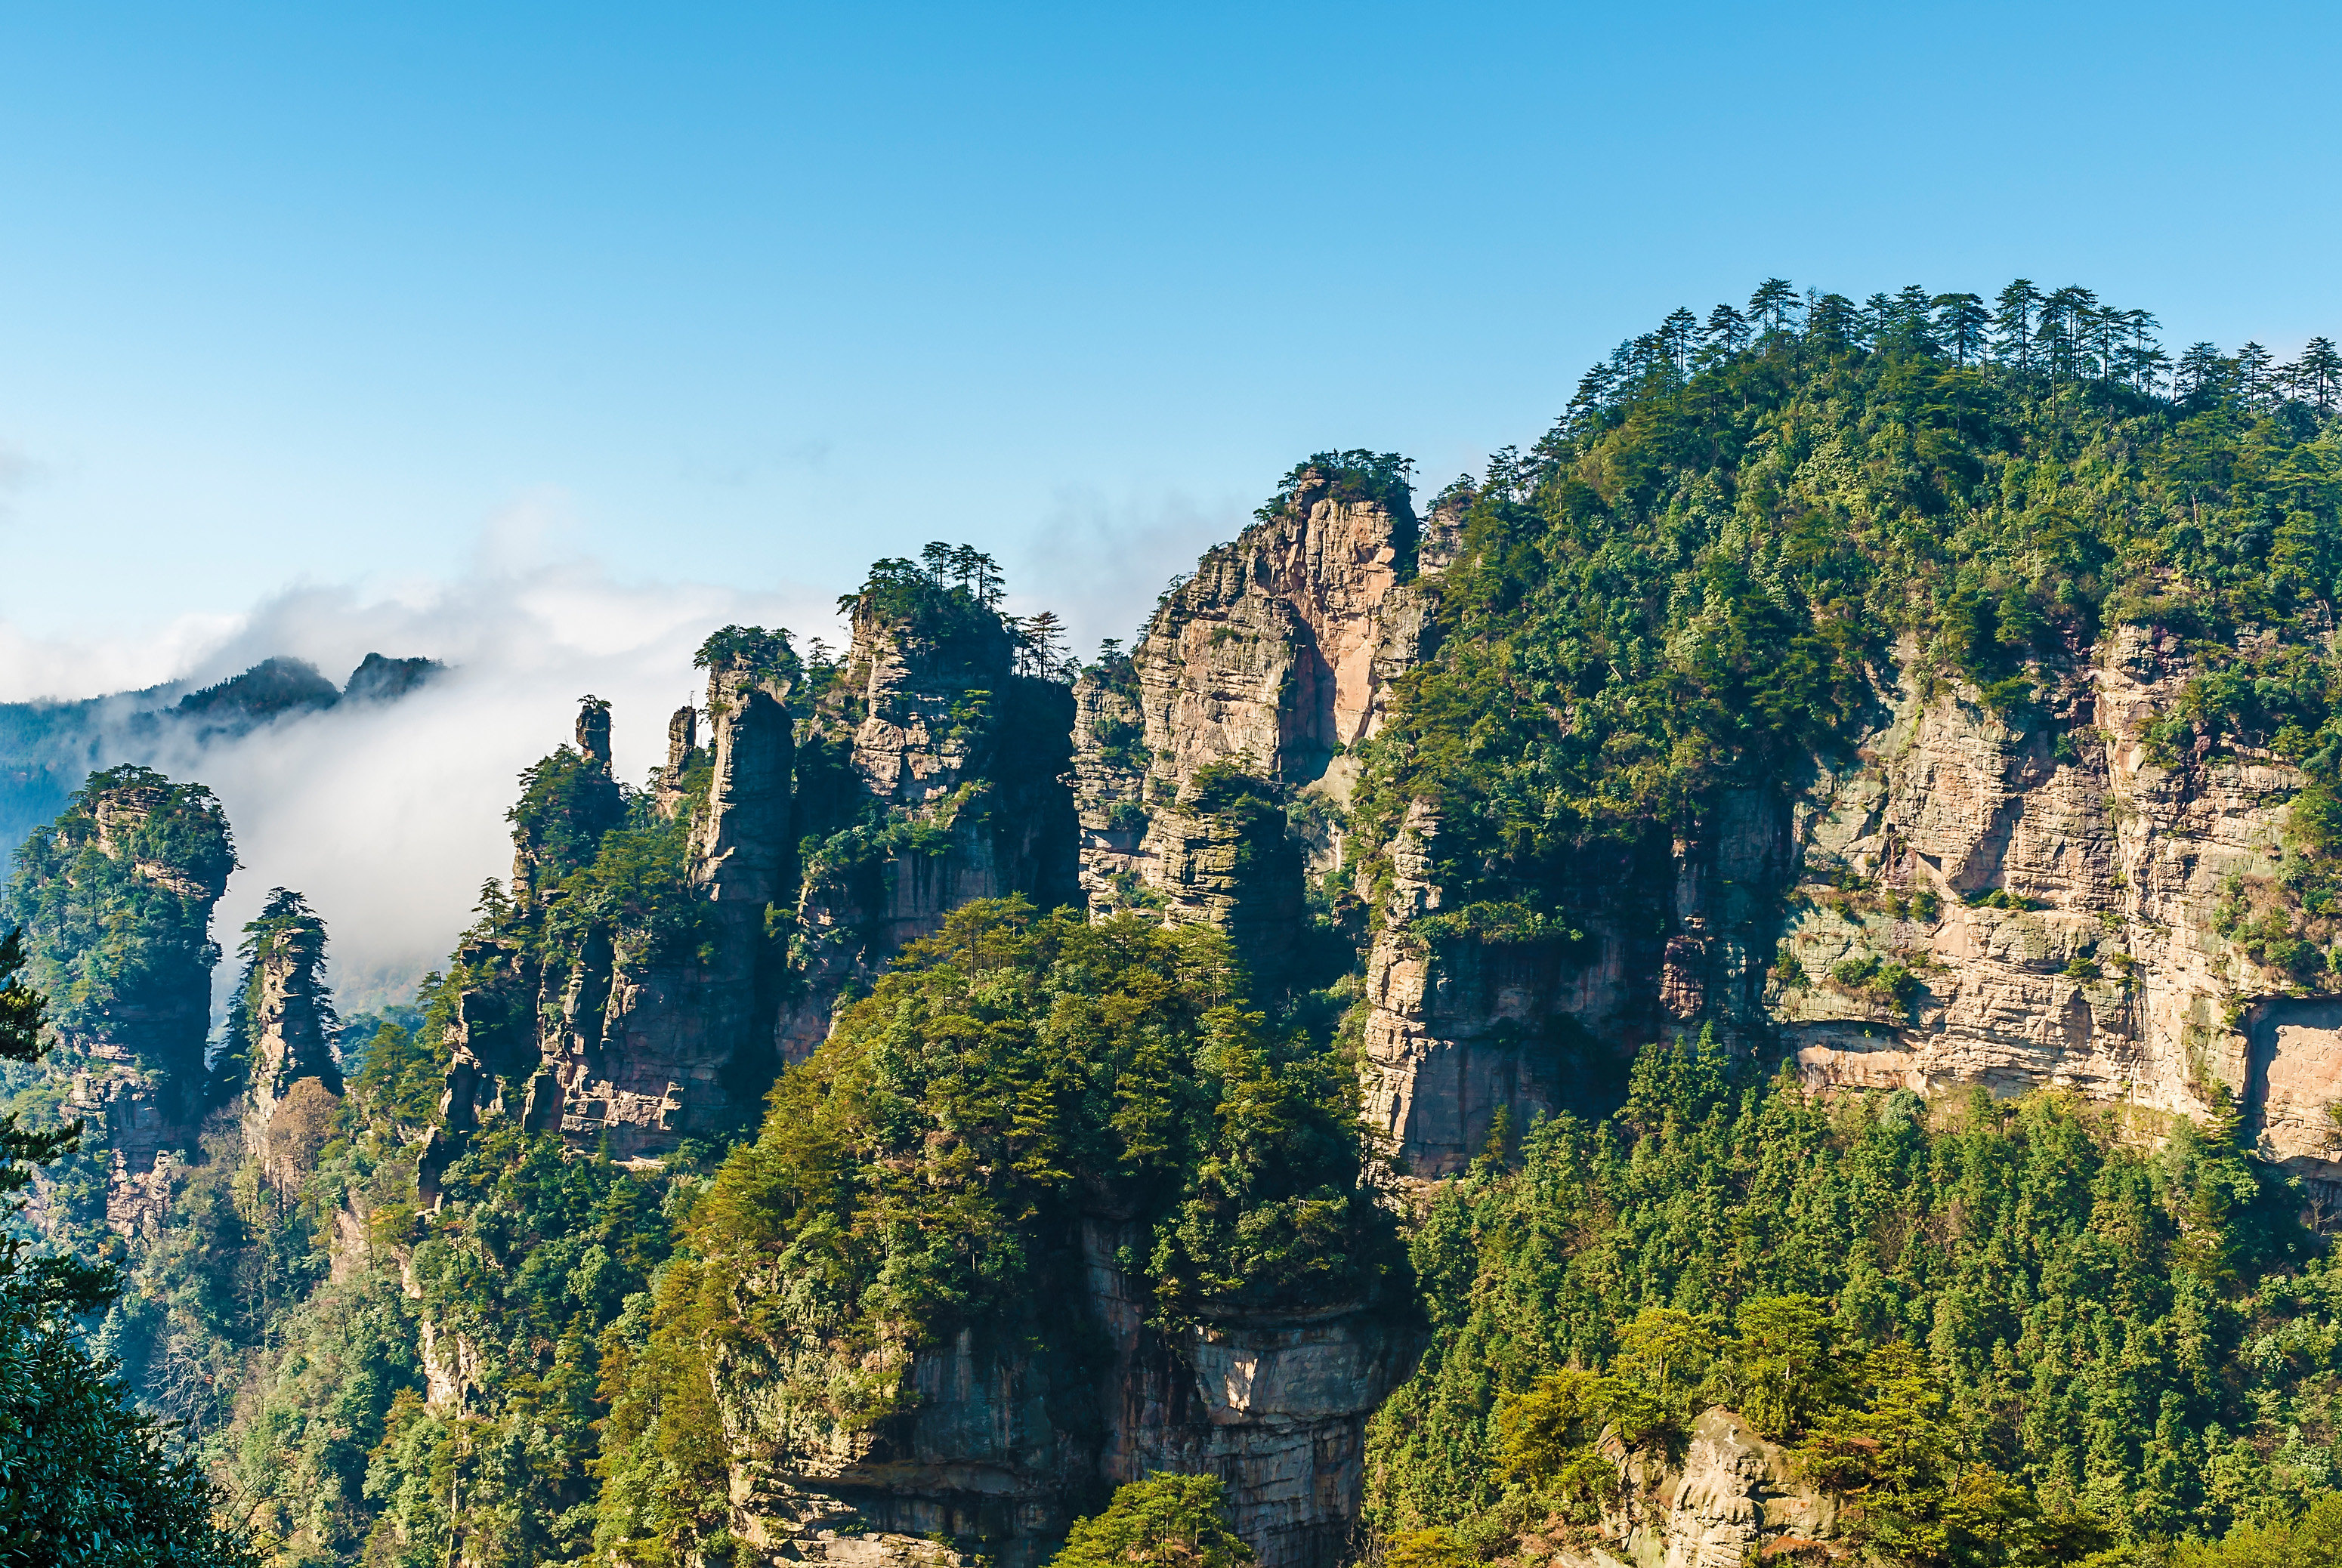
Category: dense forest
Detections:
[{"x1": 7, "y1": 277, "x2": 2342, "y2": 1566}]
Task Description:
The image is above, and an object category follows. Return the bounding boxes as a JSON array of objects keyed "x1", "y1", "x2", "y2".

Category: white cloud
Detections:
[
  {"x1": 5, "y1": 544, "x2": 839, "y2": 1016},
  {"x1": 1003, "y1": 483, "x2": 1248, "y2": 657}
]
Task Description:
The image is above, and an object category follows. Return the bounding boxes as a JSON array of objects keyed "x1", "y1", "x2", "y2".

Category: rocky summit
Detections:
[{"x1": 13, "y1": 289, "x2": 2342, "y2": 1567}]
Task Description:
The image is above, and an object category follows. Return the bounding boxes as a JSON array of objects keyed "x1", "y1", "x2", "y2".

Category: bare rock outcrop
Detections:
[
  {"x1": 1072, "y1": 469, "x2": 1451, "y2": 984},
  {"x1": 229, "y1": 888, "x2": 344, "y2": 1187},
  {"x1": 1551, "y1": 1408, "x2": 1834, "y2": 1568},
  {"x1": 776, "y1": 590, "x2": 1077, "y2": 1060},
  {"x1": 1781, "y1": 627, "x2": 2325, "y2": 1172},
  {"x1": 8, "y1": 767, "x2": 233, "y2": 1234},
  {"x1": 718, "y1": 1221, "x2": 1416, "y2": 1568}
]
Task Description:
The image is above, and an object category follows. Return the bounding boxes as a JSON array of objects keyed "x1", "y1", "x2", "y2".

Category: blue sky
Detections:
[{"x1": 4, "y1": 1, "x2": 2340, "y2": 669}]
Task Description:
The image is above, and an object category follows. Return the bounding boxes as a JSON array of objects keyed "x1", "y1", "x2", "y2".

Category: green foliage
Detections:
[
  {"x1": 508, "y1": 746, "x2": 625, "y2": 890},
  {"x1": 694, "y1": 624, "x2": 800, "y2": 682},
  {"x1": 1352, "y1": 282, "x2": 2342, "y2": 931},
  {"x1": 0, "y1": 919, "x2": 254, "y2": 1567},
  {"x1": 1256, "y1": 450, "x2": 1420, "y2": 568},
  {"x1": 1049, "y1": 1474, "x2": 1256, "y2": 1568},
  {"x1": 1366, "y1": 1039, "x2": 2333, "y2": 1559},
  {"x1": 211, "y1": 887, "x2": 338, "y2": 1107},
  {"x1": 845, "y1": 556, "x2": 1012, "y2": 657},
  {"x1": 543, "y1": 804, "x2": 706, "y2": 968},
  {"x1": 2175, "y1": 1492, "x2": 2342, "y2": 1565},
  {"x1": 345, "y1": 1122, "x2": 672, "y2": 1568},
  {"x1": 595, "y1": 899, "x2": 1404, "y2": 1563},
  {"x1": 3, "y1": 764, "x2": 233, "y2": 1046}
]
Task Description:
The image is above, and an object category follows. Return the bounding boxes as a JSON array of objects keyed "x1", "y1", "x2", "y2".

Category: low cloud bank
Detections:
[
  {"x1": 8, "y1": 560, "x2": 836, "y2": 1015},
  {"x1": 5, "y1": 483, "x2": 1244, "y2": 1017}
]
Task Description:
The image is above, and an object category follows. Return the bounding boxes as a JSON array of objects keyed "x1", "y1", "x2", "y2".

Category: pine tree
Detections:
[
  {"x1": 1747, "y1": 278, "x2": 1800, "y2": 336},
  {"x1": 1805, "y1": 292, "x2": 1863, "y2": 348},
  {"x1": 1018, "y1": 610, "x2": 1068, "y2": 679},
  {"x1": 2291, "y1": 335, "x2": 2342, "y2": 413},
  {"x1": 1658, "y1": 307, "x2": 1698, "y2": 375},
  {"x1": 1991, "y1": 279, "x2": 2043, "y2": 372},
  {"x1": 2238, "y1": 341, "x2": 2277, "y2": 406},
  {"x1": 1932, "y1": 294, "x2": 1988, "y2": 366},
  {"x1": 2177, "y1": 341, "x2": 2225, "y2": 399},
  {"x1": 1700, "y1": 303, "x2": 1751, "y2": 360}
]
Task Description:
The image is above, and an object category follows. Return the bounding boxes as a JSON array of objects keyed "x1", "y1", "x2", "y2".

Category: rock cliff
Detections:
[
  {"x1": 431, "y1": 581, "x2": 1079, "y2": 1176},
  {"x1": 4, "y1": 766, "x2": 233, "y2": 1233},
  {"x1": 227, "y1": 887, "x2": 343, "y2": 1181},
  {"x1": 1778, "y1": 625, "x2": 2334, "y2": 1177},
  {"x1": 776, "y1": 582, "x2": 1077, "y2": 1058},
  {"x1": 1546, "y1": 1408, "x2": 1835, "y2": 1568},
  {"x1": 1073, "y1": 476, "x2": 2342, "y2": 1185},
  {"x1": 715, "y1": 1221, "x2": 1414, "y2": 1568}
]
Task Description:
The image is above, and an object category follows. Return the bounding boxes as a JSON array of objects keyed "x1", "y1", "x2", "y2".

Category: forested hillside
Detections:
[{"x1": 10, "y1": 278, "x2": 2342, "y2": 1566}]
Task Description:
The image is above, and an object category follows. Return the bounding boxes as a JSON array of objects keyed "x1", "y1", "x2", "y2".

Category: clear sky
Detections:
[{"x1": 4, "y1": 0, "x2": 2341, "y2": 673}]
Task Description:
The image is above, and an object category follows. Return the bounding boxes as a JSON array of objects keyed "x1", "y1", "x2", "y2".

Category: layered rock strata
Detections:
[
  {"x1": 718, "y1": 1221, "x2": 1415, "y2": 1568},
  {"x1": 11, "y1": 768, "x2": 233, "y2": 1233},
  {"x1": 1079, "y1": 480, "x2": 2342, "y2": 1182},
  {"x1": 1776, "y1": 627, "x2": 2342, "y2": 1173},
  {"x1": 776, "y1": 590, "x2": 1077, "y2": 1059}
]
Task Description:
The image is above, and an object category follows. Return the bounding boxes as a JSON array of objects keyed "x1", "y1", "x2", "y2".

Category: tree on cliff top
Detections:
[
  {"x1": 3, "y1": 764, "x2": 233, "y2": 1052},
  {"x1": 1049, "y1": 1475, "x2": 1255, "y2": 1568},
  {"x1": 0, "y1": 926, "x2": 255, "y2": 1567},
  {"x1": 592, "y1": 898, "x2": 1407, "y2": 1564}
]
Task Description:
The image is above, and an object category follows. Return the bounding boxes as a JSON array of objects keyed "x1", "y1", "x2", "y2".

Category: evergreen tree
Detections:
[
  {"x1": 1018, "y1": 609, "x2": 1070, "y2": 679},
  {"x1": 0, "y1": 929, "x2": 255, "y2": 1567},
  {"x1": 2179, "y1": 341, "x2": 2226, "y2": 398},
  {"x1": 2291, "y1": 335, "x2": 2342, "y2": 413},
  {"x1": 1991, "y1": 278, "x2": 2044, "y2": 371},
  {"x1": 2238, "y1": 341, "x2": 2278, "y2": 406},
  {"x1": 1700, "y1": 302, "x2": 1750, "y2": 360},
  {"x1": 1933, "y1": 292, "x2": 1988, "y2": 365},
  {"x1": 1658, "y1": 306, "x2": 1698, "y2": 375},
  {"x1": 1747, "y1": 276, "x2": 1800, "y2": 335}
]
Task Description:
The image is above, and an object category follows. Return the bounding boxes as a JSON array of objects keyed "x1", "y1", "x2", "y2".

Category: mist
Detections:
[
  {"x1": 1, "y1": 482, "x2": 1245, "y2": 1016},
  {"x1": 7, "y1": 553, "x2": 836, "y2": 1015}
]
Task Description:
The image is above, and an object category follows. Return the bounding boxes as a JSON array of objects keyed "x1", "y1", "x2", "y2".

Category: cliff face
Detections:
[
  {"x1": 440, "y1": 665, "x2": 796, "y2": 1170},
  {"x1": 715, "y1": 1220, "x2": 1413, "y2": 1568},
  {"x1": 224, "y1": 889, "x2": 344, "y2": 1197},
  {"x1": 4, "y1": 766, "x2": 233, "y2": 1233},
  {"x1": 1071, "y1": 473, "x2": 1451, "y2": 992},
  {"x1": 1076, "y1": 486, "x2": 2342, "y2": 1184},
  {"x1": 233, "y1": 890, "x2": 341, "y2": 1137},
  {"x1": 1780, "y1": 625, "x2": 2323, "y2": 1169},
  {"x1": 434, "y1": 587, "x2": 1078, "y2": 1174},
  {"x1": 777, "y1": 592, "x2": 1077, "y2": 1059},
  {"x1": 1541, "y1": 1408, "x2": 1836, "y2": 1568}
]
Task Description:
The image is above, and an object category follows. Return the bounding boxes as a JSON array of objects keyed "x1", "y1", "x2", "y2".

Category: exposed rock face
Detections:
[
  {"x1": 1358, "y1": 787, "x2": 1797, "y2": 1177},
  {"x1": 554, "y1": 665, "x2": 792, "y2": 1156},
  {"x1": 1082, "y1": 484, "x2": 2340, "y2": 1181},
  {"x1": 233, "y1": 890, "x2": 343, "y2": 1161},
  {"x1": 1552, "y1": 1408, "x2": 1834, "y2": 1568},
  {"x1": 1779, "y1": 626, "x2": 2322, "y2": 1172},
  {"x1": 776, "y1": 594, "x2": 1077, "y2": 1060},
  {"x1": 437, "y1": 593, "x2": 1082, "y2": 1169},
  {"x1": 6, "y1": 767, "x2": 233, "y2": 1234},
  {"x1": 436, "y1": 678, "x2": 794, "y2": 1170},
  {"x1": 1132, "y1": 478, "x2": 1442, "y2": 795},
  {"x1": 718, "y1": 1221, "x2": 1415, "y2": 1568},
  {"x1": 1069, "y1": 668, "x2": 1149, "y2": 915},
  {"x1": 1070, "y1": 473, "x2": 1451, "y2": 979}
]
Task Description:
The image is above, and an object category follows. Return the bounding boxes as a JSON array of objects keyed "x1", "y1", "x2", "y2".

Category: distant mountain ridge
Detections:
[{"x1": 0, "y1": 652, "x2": 443, "y2": 854}]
